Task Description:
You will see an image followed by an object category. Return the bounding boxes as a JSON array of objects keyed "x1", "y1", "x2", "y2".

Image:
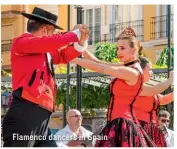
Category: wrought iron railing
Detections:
[
  {"x1": 1, "y1": 68, "x2": 170, "y2": 88},
  {"x1": 1, "y1": 68, "x2": 173, "y2": 128},
  {"x1": 109, "y1": 20, "x2": 144, "y2": 42},
  {"x1": 150, "y1": 14, "x2": 174, "y2": 40},
  {"x1": 88, "y1": 20, "x2": 144, "y2": 45},
  {"x1": 1, "y1": 40, "x2": 12, "y2": 52}
]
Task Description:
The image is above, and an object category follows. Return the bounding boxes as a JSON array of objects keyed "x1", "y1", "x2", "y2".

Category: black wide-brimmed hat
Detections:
[{"x1": 21, "y1": 7, "x2": 64, "y2": 30}]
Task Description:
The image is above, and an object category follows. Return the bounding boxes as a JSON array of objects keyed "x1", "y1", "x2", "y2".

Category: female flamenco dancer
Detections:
[
  {"x1": 134, "y1": 56, "x2": 174, "y2": 147},
  {"x1": 71, "y1": 29, "x2": 173, "y2": 146}
]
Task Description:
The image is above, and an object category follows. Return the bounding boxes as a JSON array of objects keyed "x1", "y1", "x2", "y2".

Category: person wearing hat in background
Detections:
[{"x1": 2, "y1": 7, "x2": 89, "y2": 147}]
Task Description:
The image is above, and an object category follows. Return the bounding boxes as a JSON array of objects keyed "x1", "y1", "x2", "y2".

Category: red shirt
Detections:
[
  {"x1": 11, "y1": 32, "x2": 81, "y2": 111},
  {"x1": 107, "y1": 68, "x2": 143, "y2": 122},
  {"x1": 133, "y1": 95, "x2": 160, "y2": 125}
]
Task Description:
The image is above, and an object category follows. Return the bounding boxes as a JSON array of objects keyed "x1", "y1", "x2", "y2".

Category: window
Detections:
[
  {"x1": 86, "y1": 9, "x2": 93, "y2": 45},
  {"x1": 86, "y1": 9, "x2": 93, "y2": 26},
  {"x1": 115, "y1": 5, "x2": 119, "y2": 22},
  {"x1": 162, "y1": 5, "x2": 167, "y2": 38},
  {"x1": 85, "y1": 7, "x2": 102, "y2": 45},
  {"x1": 94, "y1": 8, "x2": 101, "y2": 43},
  {"x1": 95, "y1": 8, "x2": 101, "y2": 26}
]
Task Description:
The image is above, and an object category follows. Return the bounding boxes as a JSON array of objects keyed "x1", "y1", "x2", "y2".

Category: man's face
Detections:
[
  {"x1": 158, "y1": 114, "x2": 170, "y2": 128},
  {"x1": 67, "y1": 111, "x2": 83, "y2": 128}
]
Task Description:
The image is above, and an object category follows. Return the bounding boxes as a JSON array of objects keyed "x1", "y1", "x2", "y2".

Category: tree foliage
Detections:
[
  {"x1": 156, "y1": 46, "x2": 174, "y2": 68},
  {"x1": 56, "y1": 83, "x2": 110, "y2": 115},
  {"x1": 94, "y1": 42, "x2": 119, "y2": 62}
]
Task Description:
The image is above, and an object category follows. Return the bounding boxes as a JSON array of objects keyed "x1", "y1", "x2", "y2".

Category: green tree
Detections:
[
  {"x1": 56, "y1": 83, "x2": 110, "y2": 115},
  {"x1": 156, "y1": 46, "x2": 174, "y2": 128},
  {"x1": 94, "y1": 42, "x2": 119, "y2": 62},
  {"x1": 156, "y1": 46, "x2": 174, "y2": 68}
]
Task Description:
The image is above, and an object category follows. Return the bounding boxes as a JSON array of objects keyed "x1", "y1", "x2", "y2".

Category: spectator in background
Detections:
[
  {"x1": 157, "y1": 110, "x2": 174, "y2": 147},
  {"x1": 55, "y1": 109, "x2": 93, "y2": 147}
]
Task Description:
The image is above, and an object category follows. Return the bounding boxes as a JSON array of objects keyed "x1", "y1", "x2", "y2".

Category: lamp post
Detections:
[
  {"x1": 167, "y1": 5, "x2": 171, "y2": 84},
  {"x1": 66, "y1": 5, "x2": 71, "y2": 112},
  {"x1": 63, "y1": 5, "x2": 71, "y2": 128},
  {"x1": 167, "y1": 5, "x2": 173, "y2": 128},
  {"x1": 74, "y1": 5, "x2": 84, "y2": 112}
]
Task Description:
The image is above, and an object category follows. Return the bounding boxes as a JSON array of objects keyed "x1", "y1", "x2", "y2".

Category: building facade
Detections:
[{"x1": 1, "y1": 4, "x2": 174, "y2": 70}]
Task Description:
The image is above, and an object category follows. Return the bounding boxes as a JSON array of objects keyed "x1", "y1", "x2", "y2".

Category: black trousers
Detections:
[{"x1": 2, "y1": 93, "x2": 57, "y2": 147}]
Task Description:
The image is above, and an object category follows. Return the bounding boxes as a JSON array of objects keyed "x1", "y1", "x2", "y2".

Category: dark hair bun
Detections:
[{"x1": 138, "y1": 42, "x2": 143, "y2": 56}]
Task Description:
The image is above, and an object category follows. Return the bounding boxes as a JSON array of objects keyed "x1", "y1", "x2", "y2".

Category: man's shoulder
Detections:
[
  {"x1": 13, "y1": 33, "x2": 33, "y2": 43},
  {"x1": 167, "y1": 128, "x2": 174, "y2": 132},
  {"x1": 80, "y1": 126, "x2": 93, "y2": 135},
  {"x1": 55, "y1": 128, "x2": 67, "y2": 136}
]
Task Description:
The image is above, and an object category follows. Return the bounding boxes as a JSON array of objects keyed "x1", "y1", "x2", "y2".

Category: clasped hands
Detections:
[{"x1": 72, "y1": 24, "x2": 90, "y2": 46}]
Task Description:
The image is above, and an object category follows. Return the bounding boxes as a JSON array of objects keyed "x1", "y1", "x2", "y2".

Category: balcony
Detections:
[
  {"x1": 1, "y1": 40, "x2": 12, "y2": 52},
  {"x1": 1, "y1": 40, "x2": 12, "y2": 70},
  {"x1": 109, "y1": 20, "x2": 144, "y2": 42},
  {"x1": 88, "y1": 20, "x2": 144, "y2": 45},
  {"x1": 150, "y1": 14, "x2": 174, "y2": 40}
]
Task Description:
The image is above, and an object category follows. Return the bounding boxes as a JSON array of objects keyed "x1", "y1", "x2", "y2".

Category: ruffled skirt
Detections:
[
  {"x1": 139, "y1": 120, "x2": 167, "y2": 147},
  {"x1": 94, "y1": 118, "x2": 157, "y2": 147}
]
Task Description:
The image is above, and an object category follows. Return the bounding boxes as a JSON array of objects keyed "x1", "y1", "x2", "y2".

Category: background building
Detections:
[{"x1": 1, "y1": 4, "x2": 174, "y2": 72}]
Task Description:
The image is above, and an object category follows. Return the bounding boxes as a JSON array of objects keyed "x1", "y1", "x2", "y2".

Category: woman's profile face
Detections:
[
  {"x1": 117, "y1": 39, "x2": 135, "y2": 63},
  {"x1": 143, "y1": 62, "x2": 153, "y2": 82}
]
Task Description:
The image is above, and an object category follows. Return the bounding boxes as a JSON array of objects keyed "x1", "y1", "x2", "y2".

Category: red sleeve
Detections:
[
  {"x1": 15, "y1": 32, "x2": 79, "y2": 53},
  {"x1": 50, "y1": 45, "x2": 81, "y2": 64}
]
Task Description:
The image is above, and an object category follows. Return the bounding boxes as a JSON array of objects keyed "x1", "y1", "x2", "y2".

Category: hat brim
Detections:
[{"x1": 21, "y1": 12, "x2": 64, "y2": 30}]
